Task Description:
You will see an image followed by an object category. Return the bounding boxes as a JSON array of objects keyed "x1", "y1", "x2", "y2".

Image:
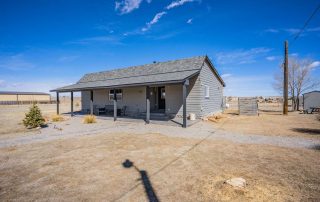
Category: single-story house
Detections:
[
  {"x1": 51, "y1": 56, "x2": 225, "y2": 127},
  {"x1": 303, "y1": 90, "x2": 320, "y2": 111}
]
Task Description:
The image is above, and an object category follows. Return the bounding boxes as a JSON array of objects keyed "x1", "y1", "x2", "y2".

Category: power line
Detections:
[{"x1": 291, "y1": 3, "x2": 320, "y2": 45}]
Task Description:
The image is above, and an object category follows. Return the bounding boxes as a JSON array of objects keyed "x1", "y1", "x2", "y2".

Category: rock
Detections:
[{"x1": 225, "y1": 177, "x2": 246, "y2": 188}]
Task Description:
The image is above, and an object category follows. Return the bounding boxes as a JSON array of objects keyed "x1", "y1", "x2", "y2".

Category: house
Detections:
[
  {"x1": 51, "y1": 56, "x2": 225, "y2": 127},
  {"x1": 303, "y1": 91, "x2": 320, "y2": 110},
  {"x1": 0, "y1": 91, "x2": 51, "y2": 105}
]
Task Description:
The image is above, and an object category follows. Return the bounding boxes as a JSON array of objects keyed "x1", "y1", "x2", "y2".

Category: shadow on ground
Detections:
[
  {"x1": 122, "y1": 159, "x2": 159, "y2": 202},
  {"x1": 291, "y1": 128, "x2": 320, "y2": 135},
  {"x1": 310, "y1": 144, "x2": 320, "y2": 151}
]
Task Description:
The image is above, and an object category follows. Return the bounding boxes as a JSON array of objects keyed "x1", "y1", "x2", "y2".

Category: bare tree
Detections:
[{"x1": 273, "y1": 57, "x2": 319, "y2": 111}]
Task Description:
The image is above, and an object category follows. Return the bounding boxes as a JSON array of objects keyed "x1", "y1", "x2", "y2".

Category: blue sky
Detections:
[{"x1": 0, "y1": 0, "x2": 319, "y2": 96}]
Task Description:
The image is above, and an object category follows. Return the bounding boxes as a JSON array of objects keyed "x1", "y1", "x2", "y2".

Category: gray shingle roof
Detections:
[{"x1": 52, "y1": 56, "x2": 224, "y2": 92}]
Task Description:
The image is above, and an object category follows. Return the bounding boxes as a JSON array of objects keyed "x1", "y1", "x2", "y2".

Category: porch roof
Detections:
[{"x1": 51, "y1": 56, "x2": 225, "y2": 92}]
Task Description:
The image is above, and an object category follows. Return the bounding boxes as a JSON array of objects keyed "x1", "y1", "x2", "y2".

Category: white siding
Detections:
[
  {"x1": 303, "y1": 91, "x2": 320, "y2": 110},
  {"x1": 199, "y1": 61, "x2": 224, "y2": 117},
  {"x1": 81, "y1": 87, "x2": 146, "y2": 115}
]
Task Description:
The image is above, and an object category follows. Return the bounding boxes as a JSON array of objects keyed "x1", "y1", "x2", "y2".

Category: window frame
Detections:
[
  {"x1": 204, "y1": 85, "x2": 210, "y2": 98},
  {"x1": 109, "y1": 89, "x2": 123, "y2": 101}
]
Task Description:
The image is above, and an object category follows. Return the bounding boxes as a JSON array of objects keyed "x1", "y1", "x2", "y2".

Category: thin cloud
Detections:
[
  {"x1": 0, "y1": 54, "x2": 36, "y2": 71},
  {"x1": 309, "y1": 61, "x2": 320, "y2": 68},
  {"x1": 166, "y1": 0, "x2": 195, "y2": 10},
  {"x1": 266, "y1": 56, "x2": 277, "y2": 61},
  {"x1": 142, "y1": 11, "x2": 167, "y2": 32},
  {"x1": 58, "y1": 55, "x2": 79, "y2": 62},
  {"x1": 215, "y1": 47, "x2": 272, "y2": 65},
  {"x1": 264, "y1": 27, "x2": 320, "y2": 36},
  {"x1": 221, "y1": 74, "x2": 232, "y2": 79},
  {"x1": 68, "y1": 36, "x2": 124, "y2": 45},
  {"x1": 0, "y1": 80, "x2": 6, "y2": 87},
  {"x1": 264, "y1": 29, "x2": 279, "y2": 33},
  {"x1": 115, "y1": 0, "x2": 149, "y2": 15}
]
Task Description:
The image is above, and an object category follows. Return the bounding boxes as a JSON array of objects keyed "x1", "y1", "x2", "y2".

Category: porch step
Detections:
[{"x1": 137, "y1": 113, "x2": 170, "y2": 120}]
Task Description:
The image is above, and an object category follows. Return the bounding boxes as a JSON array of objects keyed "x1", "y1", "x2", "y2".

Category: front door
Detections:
[{"x1": 158, "y1": 87, "x2": 165, "y2": 110}]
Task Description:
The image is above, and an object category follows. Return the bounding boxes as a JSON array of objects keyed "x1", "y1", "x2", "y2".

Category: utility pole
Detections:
[{"x1": 283, "y1": 40, "x2": 288, "y2": 115}]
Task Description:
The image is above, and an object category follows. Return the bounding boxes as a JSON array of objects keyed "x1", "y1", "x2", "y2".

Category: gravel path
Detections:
[{"x1": 0, "y1": 116, "x2": 319, "y2": 150}]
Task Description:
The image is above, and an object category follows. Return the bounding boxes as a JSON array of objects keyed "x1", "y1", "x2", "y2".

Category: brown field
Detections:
[
  {"x1": 0, "y1": 103, "x2": 319, "y2": 201},
  {"x1": 217, "y1": 111, "x2": 320, "y2": 139},
  {"x1": 0, "y1": 133, "x2": 319, "y2": 201}
]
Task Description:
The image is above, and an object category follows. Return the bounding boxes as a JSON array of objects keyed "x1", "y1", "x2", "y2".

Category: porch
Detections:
[{"x1": 54, "y1": 80, "x2": 192, "y2": 128}]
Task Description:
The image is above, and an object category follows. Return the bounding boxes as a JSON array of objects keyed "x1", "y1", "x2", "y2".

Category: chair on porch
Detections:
[
  {"x1": 121, "y1": 106, "x2": 127, "y2": 116},
  {"x1": 93, "y1": 105, "x2": 106, "y2": 116}
]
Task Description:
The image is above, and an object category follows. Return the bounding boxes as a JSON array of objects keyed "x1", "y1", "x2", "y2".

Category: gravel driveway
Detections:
[{"x1": 0, "y1": 116, "x2": 319, "y2": 149}]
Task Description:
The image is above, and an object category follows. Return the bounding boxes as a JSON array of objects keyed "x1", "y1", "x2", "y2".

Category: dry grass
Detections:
[
  {"x1": 83, "y1": 115, "x2": 96, "y2": 124},
  {"x1": 0, "y1": 133, "x2": 319, "y2": 201},
  {"x1": 0, "y1": 103, "x2": 81, "y2": 137},
  {"x1": 207, "y1": 114, "x2": 225, "y2": 123},
  {"x1": 217, "y1": 111, "x2": 320, "y2": 139},
  {"x1": 51, "y1": 114, "x2": 65, "y2": 122}
]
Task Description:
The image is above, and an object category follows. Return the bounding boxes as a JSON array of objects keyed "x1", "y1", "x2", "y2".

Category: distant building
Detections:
[
  {"x1": 0, "y1": 91, "x2": 51, "y2": 104},
  {"x1": 303, "y1": 91, "x2": 320, "y2": 110}
]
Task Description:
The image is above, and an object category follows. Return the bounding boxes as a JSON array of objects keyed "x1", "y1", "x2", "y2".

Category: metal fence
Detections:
[{"x1": 0, "y1": 100, "x2": 57, "y2": 105}]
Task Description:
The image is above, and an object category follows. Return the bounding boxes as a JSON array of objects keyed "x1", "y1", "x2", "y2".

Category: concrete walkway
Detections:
[{"x1": 0, "y1": 116, "x2": 319, "y2": 150}]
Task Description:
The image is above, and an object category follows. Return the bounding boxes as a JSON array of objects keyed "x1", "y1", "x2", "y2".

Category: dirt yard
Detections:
[
  {"x1": 0, "y1": 132, "x2": 319, "y2": 201},
  {"x1": 0, "y1": 103, "x2": 319, "y2": 201},
  {"x1": 0, "y1": 103, "x2": 80, "y2": 137},
  {"x1": 216, "y1": 110, "x2": 320, "y2": 139}
]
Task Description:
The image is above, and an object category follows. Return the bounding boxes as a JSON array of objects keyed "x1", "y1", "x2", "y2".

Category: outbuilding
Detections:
[
  {"x1": 0, "y1": 91, "x2": 51, "y2": 104},
  {"x1": 303, "y1": 91, "x2": 320, "y2": 111}
]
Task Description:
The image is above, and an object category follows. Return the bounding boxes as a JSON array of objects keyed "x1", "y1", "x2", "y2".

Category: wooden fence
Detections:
[{"x1": 238, "y1": 97, "x2": 258, "y2": 115}]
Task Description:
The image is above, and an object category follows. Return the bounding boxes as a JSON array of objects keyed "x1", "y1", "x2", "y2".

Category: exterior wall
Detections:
[
  {"x1": 79, "y1": 62, "x2": 224, "y2": 119},
  {"x1": 199, "y1": 61, "x2": 224, "y2": 117},
  {"x1": 303, "y1": 91, "x2": 320, "y2": 110},
  {"x1": 18, "y1": 94, "x2": 50, "y2": 101},
  {"x1": 0, "y1": 94, "x2": 50, "y2": 102},
  {"x1": 166, "y1": 75, "x2": 201, "y2": 118},
  {"x1": 81, "y1": 87, "x2": 146, "y2": 115},
  {"x1": 0, "y1": 94, "x2": 17, "y2": 101}
]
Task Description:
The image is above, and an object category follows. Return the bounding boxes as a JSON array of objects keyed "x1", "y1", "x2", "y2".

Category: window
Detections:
[
  {"x1": 204, "y1": 85, "x2": 210, "y2": 98},
  {"x1": 161, "y1": 88, "x2": 165, "y2": 99},
  {"x1": 109, "y1": 89, "x2": 123, "y2": 101}
]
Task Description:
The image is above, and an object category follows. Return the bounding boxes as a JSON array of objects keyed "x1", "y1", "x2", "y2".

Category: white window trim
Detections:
[
  {"x1": 204, "y1": 85, "x2": 210, "y2": 98},
  {"x1": 109, "y1": 89, "x2": 123, "y2": 101}
]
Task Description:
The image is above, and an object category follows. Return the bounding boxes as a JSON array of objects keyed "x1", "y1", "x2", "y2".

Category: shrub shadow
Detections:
[
  {"x1": 291, "y1": 128, "x2": 320, "y2": 135},
  {"x1": 310, "y1": 144, "x2": 320, "y2": 151}
]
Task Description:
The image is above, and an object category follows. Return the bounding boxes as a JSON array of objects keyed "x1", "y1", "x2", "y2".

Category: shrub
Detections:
[
  {"x1": 75, "y1": 102, "x2": 80, "y2": 107},
  {"x1": 23, "y1": 104, "x2": 45, "y2": 128},
  {"x1": 51, "y1": 114, "x2": 64, "y2": 122},
  {"x1": 83, "y1": 115, "x2": 96, "y2": 124}
]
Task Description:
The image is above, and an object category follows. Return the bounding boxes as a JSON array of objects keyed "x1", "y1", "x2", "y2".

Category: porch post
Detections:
[
  {"x1": 113, "y1": 89, "x2": 117, "y2": 121},
  {"x1": 182, "y1": 79, "x2": 189, "y2": 128},
  {"x1": 56, "y1": 92, "x2": 60, "y2": 115},
  {"x1": 71, "y1": 91, "x2": 74, "y2": 117},
  {"x1": 146, "y1": 86, "x2": 150, "y2": 124},
  {"x1": 90, "y1": 90, "x2": 93, "y2": 115}
]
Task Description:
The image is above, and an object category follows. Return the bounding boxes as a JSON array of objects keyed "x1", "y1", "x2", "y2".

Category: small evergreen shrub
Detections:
[
  {"x1": 51, "y1": 114, "x2": 64, "y2": 122},
  {"x1": 23, "y1": 104, "x2": 45, "y2": 128},
  {"x1": 83, "y1": 115, "x2": 96, "y2": 124}
]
